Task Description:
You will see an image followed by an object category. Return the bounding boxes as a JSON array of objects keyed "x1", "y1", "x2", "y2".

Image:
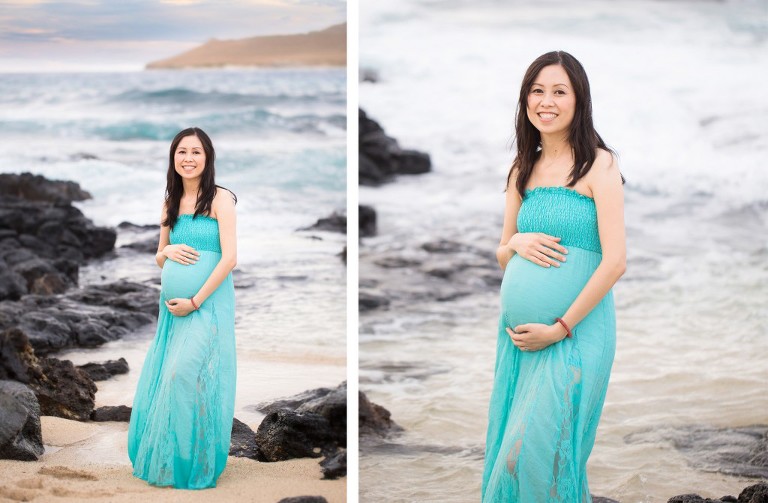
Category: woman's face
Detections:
[
  {"x1": 174, "y1": 134, "x2": 206, "y2": 180},
  {"x1": 526, "y1": 64, "x2": 576, "y2": 136}
]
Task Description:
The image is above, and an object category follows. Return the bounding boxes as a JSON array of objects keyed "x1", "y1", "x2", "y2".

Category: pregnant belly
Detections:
[
  {"x1": 500, "y1": 247, "x2": 602, "y2": 327},
  {"x1": 160, "y1": 251, "x2": 220, "y2": 302}
]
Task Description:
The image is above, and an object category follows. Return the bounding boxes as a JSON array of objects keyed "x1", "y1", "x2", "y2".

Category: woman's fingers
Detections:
[
  {"x1": 536, "y1": 233, "x2": 568, "y2": 254},
  {"x1": 537, "y1": 244, "x2": 566, "y2": 262},
  {"x1": 173, "y1": 255, "x2": 190, "y2": 265},
  {"x1": 182, "y1": 245, "x2": 200, "y2": 256},
  {"x1": 540, "y1": 239, "x2": 568, "y2": 256},
  {"x1": 547, "y1": 242, "x2": 568, "y2": 255},
  {"x1": 507, "y1": 327, "x2": 527, "y2": 343},
  {"x1": 518, "y1": 234, "x2": 567, "y2": 268},
  {"x1": 533, "y1": 251, "x2": 557, "y2": 267}
]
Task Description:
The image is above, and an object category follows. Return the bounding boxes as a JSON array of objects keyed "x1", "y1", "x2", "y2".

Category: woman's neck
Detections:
[
  {"x1": 181, "y1": 178, "x2": 200, "y2": 198},
  {"x1": 181, "y1": 178, "x2": 200, "y2": 209},
  {"x1": 539, "y1": 133, "x2": 571, "y2": 161}
]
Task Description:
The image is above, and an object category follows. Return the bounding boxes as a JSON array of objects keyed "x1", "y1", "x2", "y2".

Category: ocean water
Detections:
[
  {"x1": 0, "y1": 68, "x2": 347, "y2": 435},
  {"x1": 359, "y1": 1, "x2": 768, "y2": 502}
]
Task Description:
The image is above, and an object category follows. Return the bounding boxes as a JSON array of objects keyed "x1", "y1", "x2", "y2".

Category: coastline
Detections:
[{"x1": 0, "y1": 417, "x2": 345, "y2": 503}]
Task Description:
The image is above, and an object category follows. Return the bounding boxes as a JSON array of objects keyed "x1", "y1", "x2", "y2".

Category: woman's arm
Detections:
[
  {"x1": 155, "y1": 206, "x2": 170, "y2": 268},
  {"x1": 553, "y1": 150, "x2": 625, "y2": 328},
  {"x1": 165, "y1": 190, "x2": 237, "y2": 316},
  {"x1": 192, "y1": 191, "x2": 237, "y2": 306},
  {"x1": 509, "y1": 150, "x2": 626, "y2": 349},
  {"x1": 496, "y1": 180, "x2": 522, "y2": 270}
]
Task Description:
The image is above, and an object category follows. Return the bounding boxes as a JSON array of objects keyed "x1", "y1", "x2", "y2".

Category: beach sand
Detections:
[{"x1": 0, "y1": 417, "x2": 345, "y2": 503}]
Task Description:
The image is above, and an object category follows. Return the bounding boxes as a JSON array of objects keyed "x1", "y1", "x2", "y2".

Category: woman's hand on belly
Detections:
[
  {"x1": 506, "y1": 322, "x2": 568, "y2": 352},
  {"x1": 162, "y1": 244, "x2": 200, "y2": 265},
  {"x1": 508, "y1": 232, "x2": 568, "y2": 268},
  {"x1": 165, "y1": 297, "x2": 196, "y2": 317}
]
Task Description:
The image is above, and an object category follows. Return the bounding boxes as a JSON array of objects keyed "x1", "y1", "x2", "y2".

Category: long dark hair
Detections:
[
  {"x1": 163, "y1": 127, "x2": 236, "y2": 228},
  {"x1": 507, "y1": 51, "x2": 620, "y2": 197}
]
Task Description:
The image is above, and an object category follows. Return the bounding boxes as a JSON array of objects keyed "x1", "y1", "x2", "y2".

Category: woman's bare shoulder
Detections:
[
  {"x1": 587, "y1": 148, "x2": 622, "y2": 192},
  {"x1": 212, "y1": 187, "x2": 236, "y2": 218}
]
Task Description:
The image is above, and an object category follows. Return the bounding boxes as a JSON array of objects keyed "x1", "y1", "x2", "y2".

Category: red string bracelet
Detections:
[
  {"x1": 555, "y1": 317, "x2": 573, "y2": 338},
  {"x1": 190, "y1": 296, "x2": 199, "y2": 310}
]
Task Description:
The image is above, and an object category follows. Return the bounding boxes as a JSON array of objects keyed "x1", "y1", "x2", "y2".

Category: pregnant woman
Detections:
[
  {"x1": 482, "y1": 51, "x2": 626, "y2": 502},
  {"x1": 128, "y1": 127, "x2": 237, "y2": 489}
]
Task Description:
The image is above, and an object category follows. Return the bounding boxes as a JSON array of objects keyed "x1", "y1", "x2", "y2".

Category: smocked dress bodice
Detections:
[
  {"x1": 517, "y1": 186, "x2": 601, "y2": 253},
  {"x1": 170, "y1": 214, "x2": 221, "y2": 253}
]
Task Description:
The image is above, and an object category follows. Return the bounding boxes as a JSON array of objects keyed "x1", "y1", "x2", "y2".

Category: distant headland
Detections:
[{"x1": 146, "y1": 23, "x2": 346, "y2": 69}]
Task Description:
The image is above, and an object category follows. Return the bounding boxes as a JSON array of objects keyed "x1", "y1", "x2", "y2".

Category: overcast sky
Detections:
[{"x1": 0, "y1": 0, "x2": 346, "y2": 71}]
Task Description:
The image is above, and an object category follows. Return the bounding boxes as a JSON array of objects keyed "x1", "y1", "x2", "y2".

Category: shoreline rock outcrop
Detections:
[
  {"x1": 77, "y1": 358, "x2": 129, "y2": 382},
  {"x1": 359, "y1": 109, "x2": 431, "y2": 186},
  {"x1": 0, "y1": 173, "x2": 117, "y2": 301},
  {"x1": 359, "y1": 389, "x2": 402, "y2": 438},
  {"x1": 240, "y1": 382, "x2": 347, "y2": 477},
  {"x1": 625, "y1": 425, "x2": 768, "y2": 479},
  {"x1": 0, "y1": 173, "x2": 157, "y2": 435},
  {"x1": 667, "y1": 483, "x2": 768, "y2": 503}
]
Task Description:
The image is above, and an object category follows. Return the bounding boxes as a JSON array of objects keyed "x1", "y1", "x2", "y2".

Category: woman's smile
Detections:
[{"x1": 537, "y1": 112, "x2": 558, "y2": 123}]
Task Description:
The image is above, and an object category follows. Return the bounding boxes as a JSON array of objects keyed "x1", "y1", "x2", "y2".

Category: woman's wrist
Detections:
[
  {"x1": 553, "y1": 317, "x2": 572, "y2": 340},
  {"x1": 506, "y1": 233, "x2": 519, "y2": 253}
]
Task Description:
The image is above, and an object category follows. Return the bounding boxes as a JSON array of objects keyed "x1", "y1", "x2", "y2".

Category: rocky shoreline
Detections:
[
  {"x1": 0, "y1": 173, "x2": 158, "y2": 429},
  {"x1": 0, "y1": 172, "x2": 347, "y2": 483}
]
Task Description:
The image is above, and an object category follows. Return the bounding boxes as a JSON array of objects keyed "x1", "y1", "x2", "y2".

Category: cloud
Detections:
[
  {"x1": 0, "y1": 0, "x2": 345, "y2": 42},
  {"x1": 5, "y1": 26, "x2": 54, "y2": 35},
  {"x1": 0, "y1": 0, "x2": 345, "y2": 69},
  {"x1": 159, "y1": 0, "x2": 205, "y2": 4}
]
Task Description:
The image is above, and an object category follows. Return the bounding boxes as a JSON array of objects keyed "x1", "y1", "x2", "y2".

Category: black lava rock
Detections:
[
  {"x1": 229, "y1": 417, "x2": 259, "y2": 459},
  {"x1": 359, "y1": 205, "x2": 377, "y2": 238},
  {"x1": 737, "y1": 483, "x2": 768, "y2": 502},
  {"x1": 34, "y1": 357, "x2": 97, "y2": 421},
  {"x1": 77, "y1": 358, "x2": 129, "y2": 381},
  {"x1": 320, "y1": 449, "x2": 346, "y2": 479},
  {"x1": 359, "y1": 291, "x2": 390, "y2": 312},
  {"x1": 255, "y1": 410, "x2": 338, "y2": 462},
  {"x1": 91, "y1": 405, "x2": 132, "y2": 422},
  {"x1": 359, "y1": 390, "x2": 402, "y2": 437},
  {"x1": 0, "y1": 328, "x2": 95, "y2": 421},
  {"x1": 626, "y1": 425, "x2": 768, "y2": 479},
  {"x1": 0, "y1": 172, "x2": 91, "y2": 204},
  {"x1": 300, "y1": 211, "x2": 346, "y2": 234},
  {"x1": 0, "y1": 280, "x2": 157, "y2": 356},
  {"x1": 0, "y1": 380, "x2": 44, "y2": 461},
  {"x1": 359, "y1": 109, "x2": 431, "y2": 186},
  {"x1": 0, "y1": 174, "x2": 117, "y2": 301}
]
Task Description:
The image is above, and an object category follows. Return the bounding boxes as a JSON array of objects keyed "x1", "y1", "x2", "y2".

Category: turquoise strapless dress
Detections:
[
  {"x1": 482, "y1": 187, "x2": 616, "y2": 502},
  {"x1": 128, "y1": 214, "x2": 236, "y2": 489}
]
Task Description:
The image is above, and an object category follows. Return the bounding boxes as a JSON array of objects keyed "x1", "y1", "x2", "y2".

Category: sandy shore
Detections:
[{"x1": 0, "y1": 417, "x2": 345, "y2": 503}]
